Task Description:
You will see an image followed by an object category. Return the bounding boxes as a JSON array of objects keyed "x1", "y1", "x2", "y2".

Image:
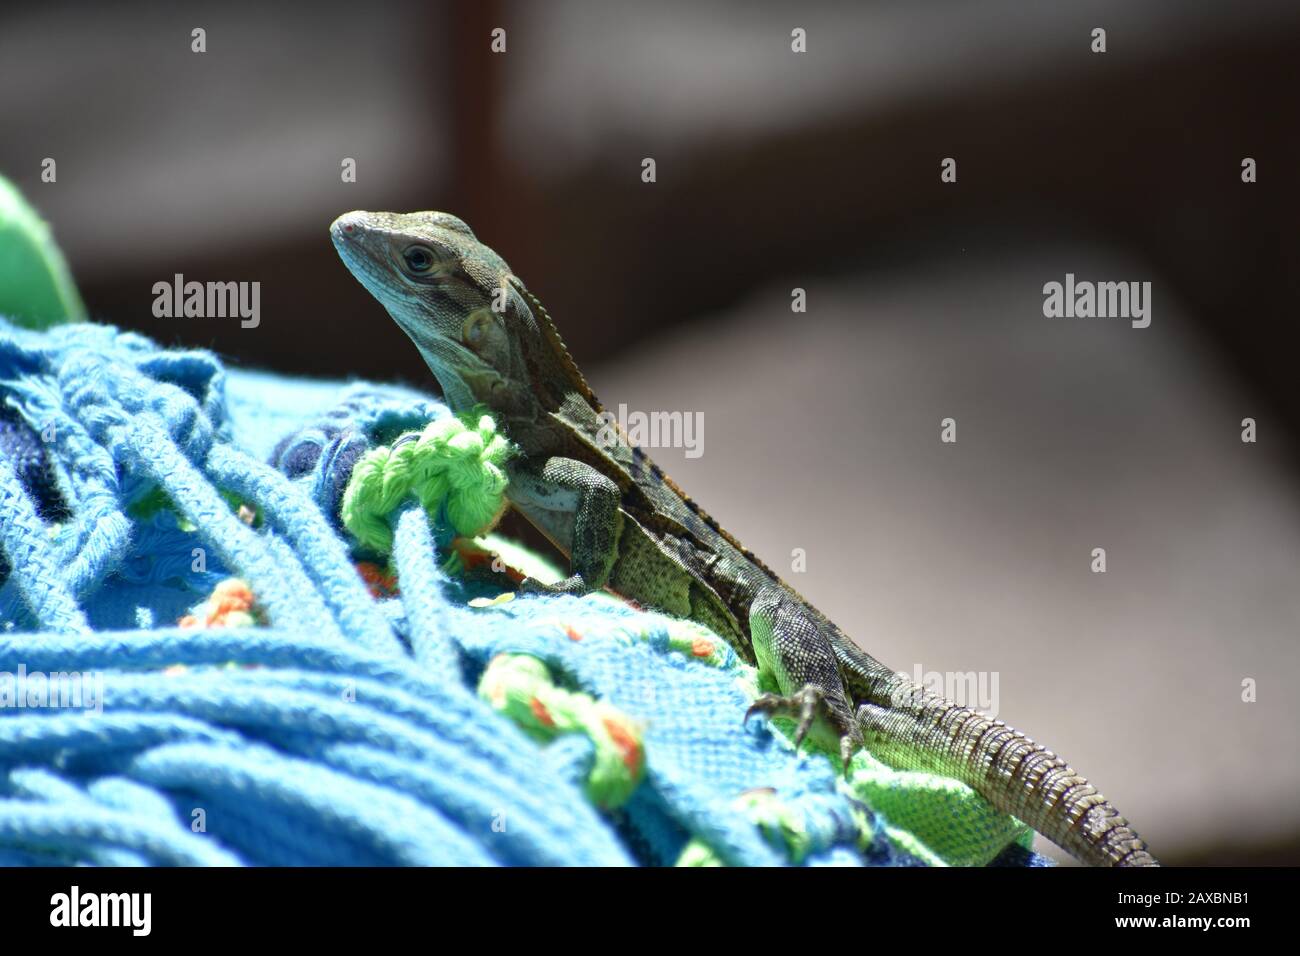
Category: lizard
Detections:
[{"x1": 330, "y1": 209, "x2": 1158, "y2": 867}]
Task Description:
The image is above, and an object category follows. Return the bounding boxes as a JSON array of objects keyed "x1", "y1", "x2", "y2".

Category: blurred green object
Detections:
[{"x1": 0, "y1": 174, "x2": 85, "y2": 328}]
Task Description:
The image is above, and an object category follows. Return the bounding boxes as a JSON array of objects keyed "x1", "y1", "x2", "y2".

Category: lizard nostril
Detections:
[{"x1": 331, "y1": 213, "x2": 364, "y2": 239}]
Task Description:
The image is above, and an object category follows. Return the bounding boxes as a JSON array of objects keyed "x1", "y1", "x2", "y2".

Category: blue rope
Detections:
[
  {"x1": 205, "y1": 443, "x2": 398, "y2": 655},
  {"x1": 0, "y1": 452, "x2": 90, "y2": 632},
  {"x1": 391, "y1": 504, "x2": 462, "y2": 673}
]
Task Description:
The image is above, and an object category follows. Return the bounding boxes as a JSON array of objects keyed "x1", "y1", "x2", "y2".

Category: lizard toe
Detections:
[{"x1": 745, "y1": 685, "x2": 830, "y2": 750}]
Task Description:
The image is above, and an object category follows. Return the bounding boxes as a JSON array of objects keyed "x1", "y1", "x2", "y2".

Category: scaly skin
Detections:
[{"x1": 330, "y1": 210, "x2": 1157, "y2": 867}]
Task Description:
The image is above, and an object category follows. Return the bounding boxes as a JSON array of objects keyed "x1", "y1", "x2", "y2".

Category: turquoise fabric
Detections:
[{"x1": 0, "y1": 319, "x2": 1046, "y2": 866}]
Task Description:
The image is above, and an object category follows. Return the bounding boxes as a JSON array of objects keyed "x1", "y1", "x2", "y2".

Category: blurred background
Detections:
[{"x1": 3, "y1": 0, "x2": 1298, "y2": 864}]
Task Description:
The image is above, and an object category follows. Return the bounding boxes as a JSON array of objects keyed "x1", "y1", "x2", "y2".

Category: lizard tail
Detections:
[
  {"x1": 855, "y1": 677, "x2": 1158, "y2": 866},
  {"x1": 830, "y1": 636, "x2": 1156, "y2": 866}
]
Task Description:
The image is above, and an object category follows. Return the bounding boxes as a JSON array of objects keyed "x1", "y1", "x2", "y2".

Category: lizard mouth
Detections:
[{"x1": 330, "y1": 217, "x2": 390, "y2": 298}]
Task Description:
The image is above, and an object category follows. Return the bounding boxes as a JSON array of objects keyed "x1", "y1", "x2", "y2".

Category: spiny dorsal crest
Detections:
[{"x1": 516, "y1": 285, "x2": 605, "y2": 413}]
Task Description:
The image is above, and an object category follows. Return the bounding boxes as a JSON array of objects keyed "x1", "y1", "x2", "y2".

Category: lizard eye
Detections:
[{"x1": 402, "y1": 245, "x2": 436, "y2": 273}]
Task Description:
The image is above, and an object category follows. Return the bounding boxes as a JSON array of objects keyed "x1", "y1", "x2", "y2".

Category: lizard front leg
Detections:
[
  {"x1": 506, "y1": 456, "x2": 623, "y2": 596},
  {"x1": 745, "y1": 586, "x2": 864, "y2": 762}
]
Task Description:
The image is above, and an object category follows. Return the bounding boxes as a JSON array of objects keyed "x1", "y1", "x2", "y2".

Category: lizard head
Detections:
[{"x1": 330, "y1": 209, "x2": 540, "y2": 415}]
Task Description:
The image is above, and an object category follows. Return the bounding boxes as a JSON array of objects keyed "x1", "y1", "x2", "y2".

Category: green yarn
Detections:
[
  {"x1": 0, "y1": 174, "x2": 86, "y2": 328},
  {"x1": 127, "y1": 484, "x2": 261, "y2": 530},
  {"x1": 341, "y1": 411, "x2": 514, "y2": 554},
  {"x1": 756, "y1": 698, "x2": 1029, "y2": 864},
  {"x1": 734, "y1": 787, "x2": 816, "y2": 863},
  {"x1": 677, "y1": 789, "x2": 846, "y2": 866},
  {"x1": 676, "y1": 840, "x2": 724, "y2": 866},
  {"x1": 477, "y1": 653, "x2": 645, "y2": 810},
  {"x1": 838, "y1": 744, "x2": 1031, "y2": 866}
]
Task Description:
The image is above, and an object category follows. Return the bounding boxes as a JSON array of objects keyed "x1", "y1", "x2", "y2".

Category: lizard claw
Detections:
[
  {"x1": 745, "y1": 685, "x2": 827, "y2": 749},
  {"x1": 839, "y1": 728, "x2": 863, "y2": 778}
]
